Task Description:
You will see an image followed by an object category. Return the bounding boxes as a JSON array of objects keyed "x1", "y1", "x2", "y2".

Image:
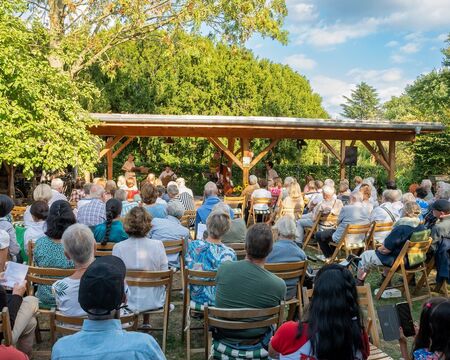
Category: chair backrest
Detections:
[
  {"x1": 342, "y1": 223, "x2": 371, "y2": 248},
  {"x1": 94, "y1": 242, "x2": 115, "y2": 257},
  {"x1": 302, "y1": 284, "x2": 380, "y2": 347},
  {"x1": 0, "y1": 307, "x2": 13, "y2": 346},
  {"x1": 252, "y1": 197, "x2": 272, "y2": 206},
  {"x1": 226, "y1": 243, "x2": 246, "y2": 258},
  {"x1": 204, "y1": 303, "x2": 284, "y2": 331},
  {"x1": 11, "y1": 206, "x2": 27, "y2": 221},
  {"x1": 319, "y1": 212, "x2": 338, "y2": 224},
  {"x1": 27, "y1": 240, "x2": 35, "y2": 265},
  {"x1": 26, "y1": 266, "x2": 76, "y2": 295},
  {"x1": 49, "y1": 309, "x2": 139, "y2": 344},
  {"x1": 181, "y1": 210, "x2": 196, "y2": 227},
  {"x1": 125, "y1": 269, "x2": 173, "y2": 289},
  {"x1": 224, "y1": 196, "x2": 246, "y2": 211},
  {"x1": 184, "y1": 268, "x2": 217, "y2": 287},
  {"x1": 264, "y1": 261, "x2": 308, "y2": 287}
]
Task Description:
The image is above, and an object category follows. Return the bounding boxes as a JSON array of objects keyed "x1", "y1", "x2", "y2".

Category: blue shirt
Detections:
[
  {"x1": 144, "y1": 204, "x2": 167, "y2": 219},
  {"x1": 195, "y1": 196, "x2": 234, "y2": 230},
  {"x1": 92, "y1": 220, "x2": 128, "y2": 243},
  {"x1": 51, "y1": 319, "x2": 166, "y2": 360}
]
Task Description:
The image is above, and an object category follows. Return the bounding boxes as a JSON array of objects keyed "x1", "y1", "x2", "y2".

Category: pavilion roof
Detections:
[{"x1": 90, "y1": 113, "x2": 445, "y2": 141}]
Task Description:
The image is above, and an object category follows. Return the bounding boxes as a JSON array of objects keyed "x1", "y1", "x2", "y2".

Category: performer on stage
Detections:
[
  {"x1": 159, "y1": 166, "x2": 177, "y2": 187},
  {"x1": 122, "y1": 154, "x2": 135, "y2": 173},
  {"x1": 266, "y1": 161, "x2": 278, "y2": 182},
  {"x1": 121, "y1": 154, "x2": 149, "y2": 180}
]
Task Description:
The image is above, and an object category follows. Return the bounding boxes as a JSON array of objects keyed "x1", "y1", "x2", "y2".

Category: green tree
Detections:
[
  {"x1": 341, "y1": 82, "x2": 381, "y2": 120},
  {"x1": 24, "y1": 0, "x2": 288, "y2": 78},
  {"x1": 0, "y1": 2, "x2": 101, "y2": 179}
]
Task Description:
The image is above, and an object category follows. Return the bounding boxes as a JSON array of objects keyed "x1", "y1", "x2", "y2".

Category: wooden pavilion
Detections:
[{"x1": 90, "y1": 114, "x2": 445, "y2": 185}]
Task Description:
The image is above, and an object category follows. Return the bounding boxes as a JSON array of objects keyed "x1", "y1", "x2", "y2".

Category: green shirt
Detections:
[{"x1": 215, "y1": 260, "x2": 286, "y2": 341}]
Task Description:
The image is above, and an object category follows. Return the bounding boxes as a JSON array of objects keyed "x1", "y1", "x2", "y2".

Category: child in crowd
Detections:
[
  {"x1": 124, "y1": 177, "x2": 139, "y2": 201},
  {"x1": 269, "y1": 177, "x2": 283, "y2": 207},
  {"x1": 399, "y1": 298, "x2": 450, "y2": 360},
  {"x1": 24, "y1": 200, "x2": 48, "y2": 249}
]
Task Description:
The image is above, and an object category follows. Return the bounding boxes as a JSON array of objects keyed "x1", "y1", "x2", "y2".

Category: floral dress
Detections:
[
  {"x1": 33, "y1": 236, "x2": 74, "y2": 308},
  {"x1": 413, "y1": 349, "x2": 442, "y2": 360},
  {"x1": 186, "y1": 240, "x2": 236, "y2": 305}
]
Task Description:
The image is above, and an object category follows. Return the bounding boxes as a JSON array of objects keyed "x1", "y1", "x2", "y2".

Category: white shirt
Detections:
[
  {"x1": 113, "y1": 237, "x2": 168, "y2": 312},
  {"x1": 49, "y1": 189, "x2": 67, "y2": 207},
  {"x1": 53, "y1": 277, "x2": 86, "y2": 317},
  {"x1": 370, "y1": 202, "x2": 400, "y2": 243},
  {"x1": 251, "y1": 189, "x2": 272, "y2": 211},
  {"x1": 178, "y1": 186, "x2": 194, "y2": 198},
  {"x1": 24, "y1": 221, "x2": 46, "y2": 249}
]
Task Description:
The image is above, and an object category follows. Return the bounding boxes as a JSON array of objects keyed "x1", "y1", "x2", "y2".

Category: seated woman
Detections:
[
  {"x1": 141, "y1": 183, "x2": 167, "y2": 219},
  {"x1": 399, "y1": 297, "x2": 450, "y2": 360},
  {"x1": 52, "y1": 224, "x2": 95, "y2": 316},
  {"x1": 113, "y1": 207, "x2": 168, "y2": 312},
  {"x1": 23, "y1": 184, "x2": 52, "y2": 227},
  {"x1": 267, "y1": 216, "x2": 307, "y2": 299},
  {"x1": 33, "y1": 200, "x2": 75, "y2": 308},
  {"x1": 356, "y1": 201, "x2": 425, "y2": 285},
  {"x1": 186, "y1": 208, "x2": 236, "y2": 305},
  {"x1": 281, "y1": 181, "x2": 305, "y2": 220},
  {"x1": 359, "y1": 184, "x2": 374, "y2": 214},
  {"x1": 92, "y1": 199, "x2": 128, "y2": 245},
  {"x1": 0, "y1": 281, "x2": 38, "y2": 357},
  {"x1": 269, "y1": 264, "x2": 370, "y2": 360},
  {"x1": 24, "y1": 200, "x2": 48, "y2": 250}
]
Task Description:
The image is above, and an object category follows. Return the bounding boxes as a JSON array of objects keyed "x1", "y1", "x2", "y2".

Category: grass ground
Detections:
[{"x1": 31, "y1": 253, "x2": 448, "y2": 360}]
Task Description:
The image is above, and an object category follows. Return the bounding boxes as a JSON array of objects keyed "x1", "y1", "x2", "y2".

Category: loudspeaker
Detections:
[{"x1": 345, "y1": 146, "x2": 358, "y2": 166}]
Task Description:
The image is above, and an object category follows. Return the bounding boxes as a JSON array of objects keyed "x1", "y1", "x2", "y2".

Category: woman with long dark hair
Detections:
[
  {"x1": 92, "y1": 199, "x2": 128, "y2": 245},
  {"x1": 400, "y1": 298, "x2": 450, "y2": 360},
  {"x1": 269, "y1": 264, "x2": 370, "y2": 360}
]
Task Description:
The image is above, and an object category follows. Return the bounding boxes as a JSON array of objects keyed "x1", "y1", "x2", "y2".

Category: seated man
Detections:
[
  {"x1": 150, "y1": 200, "x2": 190, "y2": 268},
  {"x1": 316, "y1": 192, "x2": 370, "y2": 261},
  {"x1": 195, "y1": 182, "x2": 233, "y2": 231},
  {"x1": 356, "y1": 201, "x2": 425, "y2": 285},
  {"x1": 76, "y1": 184, "x2": 106, "y2": 227},
  {"x1": 369, "y1": 189, "x2": 401, "y2": 244},
  {"x1": 51, "y1": 256, "x2": 165, "y2": 360},
  {"x1": 267, "y1": 216, "x2": 307, "y2": 298},
  {"x1": 430, "y1": 199, "x2": 450, "y2": 291},
  {"x1": 215, "y1": 223, "x2": 286, "y2": 350},
  {"x1": 296, "y1": 185, "x2": 343, "y2": 245}
]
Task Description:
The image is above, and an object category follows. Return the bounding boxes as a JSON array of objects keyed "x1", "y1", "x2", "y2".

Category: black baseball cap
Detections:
[
  {"x1": 431, "y1": 199, "x2": 450, "y2": 213},
  {"x1": 78, "y1": 256, "x2": 126, "y2": 315}
]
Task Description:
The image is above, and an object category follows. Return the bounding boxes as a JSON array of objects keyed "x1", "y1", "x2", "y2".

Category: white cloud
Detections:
[
  {"x1": 284, "y1": 54, "x2": 317, "y2": 71},
  {"x1": 437, "y1": 33, "x2": 448, "y2": 42},
  {"x1": 386, "y1": 40, "x2": 399, "y2": 47},
  {"x1": 347, "y1": 68, "x2": 403, "y2": 83},
  {"x1": 400, "y1": 42, "x2": 420, "y2": 53},
  {"x1": 288, "y1": 1, "x2": 318, "y2": 22},
  {"x1": 390, "y1": 54, "x2": 407, "y2": 63}
]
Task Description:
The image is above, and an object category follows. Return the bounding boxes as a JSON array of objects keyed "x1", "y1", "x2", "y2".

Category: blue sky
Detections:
[{"x1": 246, "y1": 0, "x2": 450, "y2": 118}]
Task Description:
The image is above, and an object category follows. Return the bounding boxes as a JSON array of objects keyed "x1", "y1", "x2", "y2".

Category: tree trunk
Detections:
[
  {"x1": 4, "y1": 163, "x2": 15, "y2": 199},
  {"x1": 48, "y1": 0, "x2": 65, "y2": 70}
]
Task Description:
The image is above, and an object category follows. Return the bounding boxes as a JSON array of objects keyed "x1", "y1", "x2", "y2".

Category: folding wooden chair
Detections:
[
  {"x1": 279, "y1": 204, "x2": 304, "y2": 220},
  {"x1": 224, "y1": 196, "x2": 246, "y2": 219},
  {"x1": 265, "y1": 261, "x2": 308, "y2": 320},
  {"x1": 328, "y1": 223, "x2": 371, "y2": 263},
  {"x1": 226, "y1": 243, "x2": 246, "y2": 260},
  {"x1": 247, "y1": 197, "x2": 272, "y2": 226},
  {"x1": 27, "y1": 241, "x2": 35, "y2": 265},
  {"x1": 376, "y1": 239, "x2": 432, "y2": 308},
  {"x1": 181, "y1": 210, "x2": 196, "y2": 228},
  {"x1": 26, "y1": 266, "x2": 76, "y2": 341},
  {"x1": 94, "y1": 242, "x2": 115, "y2": 257},
  {"x1": 204, "y1": 304, "x2": 284, "y2": 359},
  {"x1": 0, "y1": 307, "x2": 13, "y2": 346},
  {"x1": 365, "y1": 221, "x2": 394, "y2": 250},
  {"x1": 49, "y1": 308, "x2": 139, "y2": 344},
  {"x1": 302, "y1": 211, "x2": 339, "y2": 251},
  {"x1": 163, "y1": 238, "x2": 185, "y2": 293},
  {"x1": 125, "y1": 269, "x2": 173, "y2": 352},
  {"x1": 182, "y1": 268, "x2": 216, "y2": 360}
]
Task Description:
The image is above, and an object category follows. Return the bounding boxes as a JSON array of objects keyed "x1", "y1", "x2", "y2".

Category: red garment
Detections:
[
  {"x1": 126, "y1": 189, "x2": 139, "y2": 201},
  {"x1": 0, "y1": 345, "x2": 28, "y2": 360},
  {"x1": 270, "y1": 321, "x2": 370, "y2": 360}
]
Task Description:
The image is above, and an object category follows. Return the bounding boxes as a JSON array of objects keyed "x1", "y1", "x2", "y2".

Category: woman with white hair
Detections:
[
  {"x1": 241, "y1": 175, "x2": 260, "y2": 204},
  {"x1": 186, "y1": 208, "x2": 236, "y2": 305},
  {"x1": 52, "y1": 224, "x2": 96, "y2": 316},
  {"x1": 267, "y1": 216, "x2": 307, "y2": 298},
  {"x1": 176, "y1": 177, "x2": 193, "y2": 197}
]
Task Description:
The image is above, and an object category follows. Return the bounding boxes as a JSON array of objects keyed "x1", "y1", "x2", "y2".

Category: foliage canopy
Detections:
[{"x1": 341, "y1": 82, "x2": 381, "y2": 120}]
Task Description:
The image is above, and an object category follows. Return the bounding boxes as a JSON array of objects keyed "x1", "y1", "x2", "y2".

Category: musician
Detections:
[
  {"x1": 266, "y1": 161, "x2": 278, "y2": 182},
  {"x1": 122, "y1": 154, "x2": 135, "y2": 173},
  {"x1": 159, "y1": 166, "x2": 176, "y2": 187}
]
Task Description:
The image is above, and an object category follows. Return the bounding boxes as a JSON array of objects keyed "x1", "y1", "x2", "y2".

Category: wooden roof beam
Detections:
[
  {"x1": 249, "y1": 139, "x2": 279, "y2": 170},
  {"x1": 361, "y1": 140, "x2": 391, "y2": 171},
  {"x1": 208, "y1": 137, "x2": 244, "y2": 170},
  {"x1": 321, "y1": 140, "x2": 340, "y2": 161},
  {"x1": 112, "y1": 137, "x2": 135, "y2": 159},
  {"x1": 99, "y1": 136, "x2": 124, "y2": 159}
]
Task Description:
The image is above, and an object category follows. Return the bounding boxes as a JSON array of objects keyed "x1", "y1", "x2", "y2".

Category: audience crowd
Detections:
[{"x1": 0, "y1": 167, "x2": 449, "y2": 360}]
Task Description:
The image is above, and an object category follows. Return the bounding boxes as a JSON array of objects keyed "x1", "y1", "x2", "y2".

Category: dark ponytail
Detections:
[{"x1": 102, "y1": 199, "x2": 122, "y2": 246}]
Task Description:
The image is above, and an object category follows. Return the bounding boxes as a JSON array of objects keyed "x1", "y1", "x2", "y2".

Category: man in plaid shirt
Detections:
[{"x1": 77, "y1": 184, "x2": 106, "y2": 227}]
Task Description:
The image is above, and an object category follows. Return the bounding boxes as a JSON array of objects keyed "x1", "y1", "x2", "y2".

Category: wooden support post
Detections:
[
  {"x1": 375, "y1": 140, "x2": 389, "y2": 164},
  {"x1": 227, "y1": 138, "x2": 235, "y2": 168},
  {"x1": 340, "y1": 140, "x2": 346, "y2": 180},
  {"x1": 99, "y1": 136, "x2": 124, "y2": 159},
  {"x1": 388, "y1": 141, "x2": 396, "y2": 181},
  {"x1": 242, "y1": 138, "x2": 250, "y2": 187},
  {"x1": 361, "y1": 140, "x2": 391, "y2": 171},
  {"x1": 208, "y1": 138, "x2": 243, "y2": 169},
  {"x1": 84, "y1": 171, "x2": 91, "y2": 183},
  {"x1": 107, "y1": 150, "x2": 113, "y2": 180},
  {"x1": 321, "y1": 140, "x2": 340, "y2": 161},
  {"x1": 249, "y1": 139, "x2": 279, "y2": 170},
  {"x1": 112, "y1": 137, "x2": 135, "y2": 159}
]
